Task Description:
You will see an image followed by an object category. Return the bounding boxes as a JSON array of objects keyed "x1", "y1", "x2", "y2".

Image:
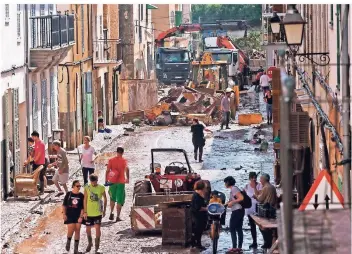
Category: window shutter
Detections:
[
  {"x1": 32, "y1": 83, "x2": 38, "y2": 131},
  {"x1": 13, "y1": 88, "x2": 21, "y2": 175},
  {"x1": 41, "y1": 79, "x2": 48, "y2": 144}
]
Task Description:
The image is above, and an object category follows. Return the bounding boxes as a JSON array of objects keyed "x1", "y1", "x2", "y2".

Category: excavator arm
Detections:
[
  {"x1": 155, "y1": 24, "x2": 202, "y2": 47},
  {"x1": 216, "y1": 35, "x2": 249, "y2": 73}
]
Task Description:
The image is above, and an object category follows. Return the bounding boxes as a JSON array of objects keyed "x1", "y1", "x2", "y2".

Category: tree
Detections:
[
  {"x1": 191, "y1": 5, "x2": 262, "y2": 27},
  {"x1": 233, "y1": 31, "x2": 262, "y2": 54}
]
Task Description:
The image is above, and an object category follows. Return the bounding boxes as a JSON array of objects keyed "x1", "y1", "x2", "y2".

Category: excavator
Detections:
[{"x1": 155, "y1": 21, "x2": 249, "y2": 89}]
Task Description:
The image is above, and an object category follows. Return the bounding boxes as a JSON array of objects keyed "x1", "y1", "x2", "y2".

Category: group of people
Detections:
[
  {"x1": 190, "y1": 172, "x2": 277, "y2": 253},
  {"x1": 61, "y1": 146, "x2": 129, "y2": 253},
  {"x1": 254, "y1": 66, "x2": 273, "y2": 125}
]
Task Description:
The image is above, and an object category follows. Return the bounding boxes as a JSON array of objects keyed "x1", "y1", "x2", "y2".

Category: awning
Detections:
[{"x1": 146, "y1": 4, "x2": 158, "y2": 10}]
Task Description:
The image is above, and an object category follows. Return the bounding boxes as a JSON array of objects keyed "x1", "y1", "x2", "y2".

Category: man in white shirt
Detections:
[{"x1": 259, "y1": 71, "x2": 270, "y2": 95}]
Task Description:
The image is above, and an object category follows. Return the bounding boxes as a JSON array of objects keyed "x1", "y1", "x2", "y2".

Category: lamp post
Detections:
[{"x1": 281, "y1": 4, "x2": 330, "y2": 67}]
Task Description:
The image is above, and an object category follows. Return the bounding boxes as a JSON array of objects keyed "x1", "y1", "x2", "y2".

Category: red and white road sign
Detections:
[
  {"x1": 267, "y1": 66, "x2": 276, "y2": 79},
  {"x1": 299, "y1": 169, "x2": 344, "y2": 211},
  {"x1": 132, "y1": 207, "x2": 156, "y2": 229}
]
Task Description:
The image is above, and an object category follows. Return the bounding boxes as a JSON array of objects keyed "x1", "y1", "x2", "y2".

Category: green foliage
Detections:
[
  {"x1": 233, "y1": 31, "x2": 261, "y2": 54},
  {"x1": 191, "y1": 4, "x2": 262, "y2": 26}
]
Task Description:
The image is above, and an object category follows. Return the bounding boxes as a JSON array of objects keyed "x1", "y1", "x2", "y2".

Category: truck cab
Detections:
[
  {"x1": 202, "y1": 48, "x2": 239, "y2": 82},
  {"x1": 155, "y1": 47, "x2": 191, "y2": 85}
]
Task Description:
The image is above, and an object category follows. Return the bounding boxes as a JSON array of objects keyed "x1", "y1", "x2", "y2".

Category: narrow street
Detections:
[{"x1": 7, "y1": 93, "x2": 274, "y2": 254}]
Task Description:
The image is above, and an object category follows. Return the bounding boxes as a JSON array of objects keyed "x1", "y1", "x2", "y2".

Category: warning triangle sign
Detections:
[{"x1": 299, "y1": 169, "x2": 344, "y2": 211}]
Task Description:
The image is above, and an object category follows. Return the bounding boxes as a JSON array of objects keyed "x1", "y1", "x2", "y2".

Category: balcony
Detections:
[
  {"x1": 29, "y1": 14, "x2": 75, "y2": 69},
  {"x1": 93, "y1": 39, "x2": 123, "y2": 67}
]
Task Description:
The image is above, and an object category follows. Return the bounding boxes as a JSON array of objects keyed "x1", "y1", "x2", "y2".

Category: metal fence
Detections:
[{"x1": 30, "y1": 14, "x2": 75, "y2": 49}]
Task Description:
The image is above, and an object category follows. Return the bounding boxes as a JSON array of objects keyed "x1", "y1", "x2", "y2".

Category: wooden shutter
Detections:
[{"x1": 289, "y1": 112, "x2": 310, "y2": 146}]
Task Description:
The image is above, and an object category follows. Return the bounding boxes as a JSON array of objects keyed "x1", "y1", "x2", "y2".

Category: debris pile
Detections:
[{"x1": 144, "y1": 86, "x2": 224, "y2": 126}]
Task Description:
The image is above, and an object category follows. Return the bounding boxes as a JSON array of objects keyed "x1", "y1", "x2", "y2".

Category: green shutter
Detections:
[
  {"x1": 175, "y1": 11, "x2": 182, "y2": 26},
  {"x1": 146, "y1": 4, "x2": 158, "y2": 10}
]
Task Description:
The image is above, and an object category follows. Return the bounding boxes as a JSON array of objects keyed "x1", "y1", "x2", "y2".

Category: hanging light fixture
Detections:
[
  {"x1": 282, "y1": 4, "x2": 306, "y2": 46},
  {"x1": 270, "y1": 11, "x2": 281, "y2": 34}
]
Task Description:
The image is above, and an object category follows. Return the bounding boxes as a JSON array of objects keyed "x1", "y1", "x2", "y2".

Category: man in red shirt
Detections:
[
  {"x1": 105, "y1": 147, "x2": 129, "y2": 222},
  {"x1": 30, "y1": 131, "x2": 47, "y2": 194}
]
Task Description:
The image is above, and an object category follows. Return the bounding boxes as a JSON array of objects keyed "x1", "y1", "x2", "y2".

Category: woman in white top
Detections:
[
  {"x1": 244, "y1": 172, "x2": 263, "y2": 249},
  {"x1": 79, "y1": 136, "x2": 97, "y2": 185},
  {"x1": 224, "y1": 176, "x2": 244, "y2": 253}
]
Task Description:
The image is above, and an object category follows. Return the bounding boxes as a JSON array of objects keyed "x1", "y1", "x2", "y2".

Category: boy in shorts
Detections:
[{"x1": 83, "y1": 174, "x2": 107, "y2": 253}]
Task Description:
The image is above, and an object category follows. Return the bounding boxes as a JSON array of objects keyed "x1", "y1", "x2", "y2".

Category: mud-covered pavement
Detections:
[{"x1": 5, "y1": 92, "x2": 275, "y2": 254}]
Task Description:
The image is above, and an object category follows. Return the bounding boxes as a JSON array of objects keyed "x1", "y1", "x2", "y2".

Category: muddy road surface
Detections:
[{"x1": 10, "y1": 93, "x2": 275, "y2": 254}]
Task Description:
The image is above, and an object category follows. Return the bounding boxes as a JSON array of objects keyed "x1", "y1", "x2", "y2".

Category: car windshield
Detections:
[
  {"x1": 211, "y1": 53, "x2": 232, "y2": 63},
  {"x1": 161, "y1": 52, "x2": 189, "y2": 63}
]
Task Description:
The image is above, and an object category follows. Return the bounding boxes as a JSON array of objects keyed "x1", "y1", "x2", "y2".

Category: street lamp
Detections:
[
  {"x1": 281, "y1": 4, "x2": 330, "y2": 66},
  {"x1": 282, "y1": 5, "x2": 306, "y2": 46},
  {"x1": 270, "y1": 12, "x2": 281, "y2": 34}
]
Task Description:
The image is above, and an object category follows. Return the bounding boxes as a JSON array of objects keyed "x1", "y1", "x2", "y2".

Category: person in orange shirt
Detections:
[{"x1": 105, "y1": 147, "x2": 129, "y2": 222}]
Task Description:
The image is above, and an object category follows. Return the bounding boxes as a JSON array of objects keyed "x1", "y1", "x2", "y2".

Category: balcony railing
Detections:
[
  {"x1": 93, "y1": 39, "x2": 122, "y2": 64},
  {"x1": 30, "y1": 14, "x2": 75, "y2": 49}
]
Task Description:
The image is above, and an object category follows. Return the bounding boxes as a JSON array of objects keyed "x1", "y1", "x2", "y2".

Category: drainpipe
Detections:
[
  {"x1": 341, "y1": 5, "x2": 350, "y2": 208},
  {"x1": 24, "y1": 4, "x2": 30, "y2": 173},
  {"x1": 336, "y1": 5, "x2": 341, "y2": 91}
]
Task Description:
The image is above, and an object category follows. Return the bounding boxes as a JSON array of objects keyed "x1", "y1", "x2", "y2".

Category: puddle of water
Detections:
[{"x1": 14, "y1": 206, "x2": 66, "y2": 254}]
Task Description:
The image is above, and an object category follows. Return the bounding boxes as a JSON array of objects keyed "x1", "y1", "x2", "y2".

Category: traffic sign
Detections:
[
  {"x1": 267, "y1": 66, "x2": 276, "y2": 79},
  {"x1": 299, "y1": 169, "x2": 344, "y2": 211}
]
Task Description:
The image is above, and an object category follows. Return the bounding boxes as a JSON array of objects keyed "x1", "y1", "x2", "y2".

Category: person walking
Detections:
[
  {"x1": 190, "y1": 180, "x2": 208, "y2": 251},
  {"x1": 264, "y1": 89, "x2": 273, "y2": 125},
  {"x1": 220, "y1": 88, "x2": 232, "y2": 130},
  {"x1": 259, "y1": 71, "x2": 270, "y2": 95},
  {"x1": 80, "y1": 136, "x2": 97, "y2": 185},
  {"x1": 244, "y1": 172, "x2": 263, "y2": 249},
  {"x1": 29, "y1": 131, "x2": 47, "y2": 194},
  {"x1": 191, "y1": 119, "x2": 212, "y2": 162},
  {"x1": 106, "y1": 147, "x2": 129, "y2": 222},
  {"x1": 83, "y1": 174, "x2": 107, "y2": 253},
  {"x1": 62, "y1": 180, "x2": 84, "y2": 253},
  {"x1": 224, "y1": 176, "x2": 245, "y2": 253},
  {"x1": 253, "y1": 174, "x2": 277, "y2": 249},
  {"x1": 48, "y1": 140, "x2": 69, "y2": 196}
]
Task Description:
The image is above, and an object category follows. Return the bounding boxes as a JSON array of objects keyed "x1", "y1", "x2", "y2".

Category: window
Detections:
[
  {"x1": 146, "y1": 8, "x2": 148, "y2": 24},
  {"x1": 16, "y1": 5, "x2": 21, "y2": 40},
  {"x1": 30, "y1": 4, "x2": 36, "y2": 16},
  {"x1": 99, "y1": 16, "x2": 103, "y2": 39},
  {"x1": 40, "y1": 4, "x2": 45, "y2": 16},
  {"x1": 48, "y1": 4, "x2": 53, "y2": 14},
  {"x1": 81, "y1": 5, "x2": 84, "y2": 54},
  {"x1": 141, "y1": 4, "x2": 144, "y2": 21},
  {"x1": 5, "y1": 4, "x2": 10, "y2": 24}
]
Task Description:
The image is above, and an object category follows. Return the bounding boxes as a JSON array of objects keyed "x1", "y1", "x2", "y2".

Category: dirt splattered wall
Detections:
[{"x1": 118, "y1": 79, "x2": 158, "y2": 112}]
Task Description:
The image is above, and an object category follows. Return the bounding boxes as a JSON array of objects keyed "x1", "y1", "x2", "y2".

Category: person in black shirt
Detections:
[
  {"x1": 191, "y1": 119, "x2": 212, "y2": 162},
  {"x1": 191, "y1": 180, "x2": 208, "y2": 251},
  {"x1": 264, "y1": 90, "x2": 273, "y2": 125},
  {"x1": 63, "y1": 180, "x2": 84, "y2": 253}
]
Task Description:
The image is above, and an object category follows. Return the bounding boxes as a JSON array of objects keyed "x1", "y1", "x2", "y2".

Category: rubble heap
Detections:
[{"x1": 144, "y1": 86, "x2": 223, "y2": 126}]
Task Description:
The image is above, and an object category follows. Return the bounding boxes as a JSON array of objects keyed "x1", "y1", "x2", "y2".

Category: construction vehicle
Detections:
[
  {"x1": 155, "y1": 47, "x2": 191, "y2": 86},
  {"x1": 130, "y1": 148, "x2": 209, "y2": 233},
  {"x1": 155, "y1": 21, "x2": 249, "y2": 87}
]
